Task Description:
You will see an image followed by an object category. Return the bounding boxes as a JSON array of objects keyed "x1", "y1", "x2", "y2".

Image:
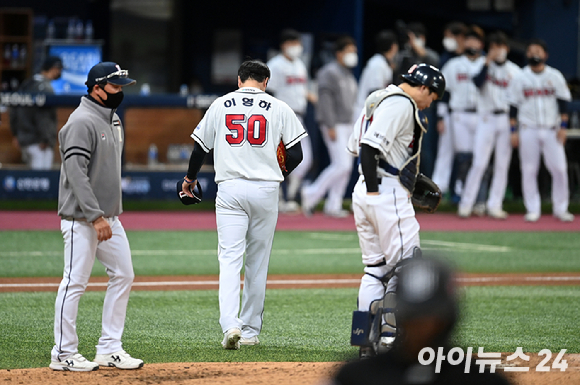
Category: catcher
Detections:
[{"x1": 346, "y1": 63, "x2": 445, "y2": 357}]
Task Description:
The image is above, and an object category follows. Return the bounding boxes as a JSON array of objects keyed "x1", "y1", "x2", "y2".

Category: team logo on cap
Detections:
[{"x1": 101, "y1": 133, "x2": 106, "y2": 140}]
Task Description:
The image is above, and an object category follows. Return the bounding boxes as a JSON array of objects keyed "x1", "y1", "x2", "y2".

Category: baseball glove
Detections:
[
  {"x1": 277, "y1": 140, "x2": 287, "y2": 172},
  {"x1": 411, "y1": 173, "x2": 442, "y2": 214},
  {"x1": 177, "y1": 179, "x2": 203, "y2": 205}
]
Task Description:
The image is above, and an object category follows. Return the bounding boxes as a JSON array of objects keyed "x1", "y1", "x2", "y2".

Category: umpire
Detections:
[{"x1": 329, "y1": 257, "x2": 511, "y2": 385}]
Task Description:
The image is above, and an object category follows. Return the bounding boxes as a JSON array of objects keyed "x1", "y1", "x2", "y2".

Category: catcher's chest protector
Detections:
[{"x1": 364, "y1": 89, "x2": 427, "y2": 157}]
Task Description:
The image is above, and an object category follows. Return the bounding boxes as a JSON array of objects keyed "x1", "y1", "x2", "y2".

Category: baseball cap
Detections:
[{"x1": 85, "y1": 62, "x2": 136, "y2": 87}]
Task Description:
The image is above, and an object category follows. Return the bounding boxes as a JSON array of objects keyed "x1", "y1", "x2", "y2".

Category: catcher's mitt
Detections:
[
  {"x1": 411, "y1": 173, "x2": 442, "y2": 213},
  {"x1": 177, "y1": 179, "x2": 203, "y2": 205},
  {"x1": 277, "y1": 140, "x2": 287, "y2": 172}
]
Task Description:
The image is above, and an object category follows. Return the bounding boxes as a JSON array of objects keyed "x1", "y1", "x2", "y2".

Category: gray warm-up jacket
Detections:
[
  {"x1": 57, "y1": 96, "x2": 124, "y2": 222},
  {"x1": 315, "y1": 60, "x2": 358, "y2": 127}
]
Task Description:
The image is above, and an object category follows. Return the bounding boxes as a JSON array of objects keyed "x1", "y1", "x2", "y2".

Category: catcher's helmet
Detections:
[{"x1": 400, "y1": 63, "x2": 446, "y2": 99}]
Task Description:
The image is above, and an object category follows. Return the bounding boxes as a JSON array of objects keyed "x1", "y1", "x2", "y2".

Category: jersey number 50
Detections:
[{"x1": 225, "y1": 114, "x2": 268, "y2": 147}]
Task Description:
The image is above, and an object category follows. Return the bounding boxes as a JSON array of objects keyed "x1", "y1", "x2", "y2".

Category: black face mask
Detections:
[
  {"x1": 528, "y1": 56, "x2": 544, "y2": 66},
  {"x1": 99, "y1": 89, "x2": 124, "y2": 109},
  {"x1": 464, "y1": 47, "x2": 479, "y2": 57}
]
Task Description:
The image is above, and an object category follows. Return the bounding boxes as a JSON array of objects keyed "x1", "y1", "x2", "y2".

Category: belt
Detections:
[
  {"x1": 61, "y1": 216, "x2": 116, "y2": 222},
  {"x1": 450, "y1": 108, "x2": 476, "y2": 113},
  {"x1": 492, "y1": 109, "x2": 507, "y2": 115},
  {"x1": 378, "y1": 159, "x2": 400, "y2": 176},
  {"x1": 366, "y1": 259, "x2": 386, "y2": 268}
]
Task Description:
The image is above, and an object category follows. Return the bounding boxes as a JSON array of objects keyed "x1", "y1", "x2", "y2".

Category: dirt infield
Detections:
[
  {"x1": 2, "y1": 272, "x2": 580, "y2": 292},
  {"x1": 1, "y1": 354, "x2": 579, "y2": 385}
]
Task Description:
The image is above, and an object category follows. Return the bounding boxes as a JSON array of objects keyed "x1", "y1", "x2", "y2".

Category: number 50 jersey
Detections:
[{"x1": 192, "y1": 87, "x2": 307, "y2": 183}]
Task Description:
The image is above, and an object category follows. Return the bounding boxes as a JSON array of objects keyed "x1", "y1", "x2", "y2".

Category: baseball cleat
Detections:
[
  {"x1": 324, "y1": 209, "x2": 349, "y2": 218},
  {"x1": 240, "y1": 336, "x2": 260, "y2": 346},
  {"x1": 472, "y1": 203, "x2": 486, "y2": 217},
  {"x1": 284, "y1": 201, "x2": 300, "y2": 213},
  {"x1": 488, "y1": 209, "x2": 508, "y2": 220},
  {"x1": 94, "y1": 350, "x2": 144, "y2": 369},
  {"x1": 300, "y1": 187, "x2": 314, "y2": 217},
  {"x1": 222, "y1": 328, "x2": 241, "y2": 350},
  {"x1": 49, "y1": 353, "x2": 99, "y2": 371},
  {"x1": 524, "y1": 212, "x2": 540, "y2": 222},
  {"x1": 457, "y1": 206, "x2": 471, "y2": 218},
  {"x1": 554, "y1": 212, "x2": 575, "y2": 222}
]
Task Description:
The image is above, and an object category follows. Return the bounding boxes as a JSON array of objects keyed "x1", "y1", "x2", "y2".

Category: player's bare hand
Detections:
[
  {"x1": 327, "y1": 127, "x2": 337, "y2": 142},
  {"x1": 437, "y1": 120, "x2": 445, "y2": 134},
  {"x1": 39, "y1": 142, "x2": 48, "y2": 150},
  {"x1": 557, "y1": 128, "x2": 567, "y2": 145},
  {"x1": 307, "y1": 92, "x2": 318, "y2": 104},
  {"x1": 93, "y1": 217, "x2": 112, "y2": 242},
  {"x1": 510, "y1": 132, "x2": 519, "y2": 148},
  {"x1": 366, "y1": 192, "x2": 380, "y2": 196},
  {"x1": 12, "y1": 137, "x2": 19, "y2": 150},
  {"x1": 182, "y1": 179, "x2": 197, "y2": 198}
]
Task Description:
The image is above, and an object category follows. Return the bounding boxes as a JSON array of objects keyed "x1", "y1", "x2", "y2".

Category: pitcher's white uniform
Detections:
[
  {"x1": 192, "y1": 87, "x2": 307, "y2": 339},
  {"x1": 459, "y1": 60, "x2": 522, "y2": 214},
  {"x1": 267, "y1": 54, "x2": 313, "y2": 202},
  {"x1": 353, "y1": 54, "x2": 393, "y2": 119},
  {"x1": 508, "y1": 65, "x2": 572, "y2": 218},
  {"x1": 441, "y1": 55, "x2": 486, "y2": 152},
  {"x1": 347, "y1": 84, "x2": 424, "y2": 312}
]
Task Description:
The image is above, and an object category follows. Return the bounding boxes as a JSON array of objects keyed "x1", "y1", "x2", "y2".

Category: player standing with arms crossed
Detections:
[
  {"x1": 267, "y1": 29, "x2": 315, "y2": 212},
  {"x1": 51, "y1": 62, "x2": 143, "y2": 371},
  {"x1": 182, "y1": 60, "x2": 307, "y2": 349},
  {"x1": 440, "y1": 28, "x2": 486, "y2": 205},
  {"x1": 347, "y1": 63, "x2": 445, "y2": 356},
  {"x1": 458, "y1": 32, "x2": 522, "y2": 219},
  {"x1": 509, "y1": 39, "x2": 574, "y2": 222}
]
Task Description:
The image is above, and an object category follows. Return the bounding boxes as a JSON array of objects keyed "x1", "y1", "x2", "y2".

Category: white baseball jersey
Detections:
[
  {"x1": 192, "y1": 87, "x2": 307, "y2": 183},
  {"x1": 441, "y1": 55, "x2": 486, "y2": 110},
  {"x1": 478, "y1": 60, "x2": 522, "y2": 113},
  {"x1": 266, "y1": 54, "x2": 309, "y2": 115},
  {"x1": 508, "y1": 65, "x2": 571, "y2": 127},
  {"x1": 348, "y1": 85, "x2": 416, "y2": 173},
  {"x1": 354, "y1": 54, "x2": 393, "y2": 117}
]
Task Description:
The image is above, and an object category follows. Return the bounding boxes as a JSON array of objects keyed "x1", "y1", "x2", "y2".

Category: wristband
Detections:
[
  {"x1": 561, "y1": 120, "x2": 568, "y2": 129},
  {"x1": 510, "y1": 124, "x2": 517, "y2": 133},
  {"x1": 184, "y1": 176, "x2": 195, "y2": 184}
]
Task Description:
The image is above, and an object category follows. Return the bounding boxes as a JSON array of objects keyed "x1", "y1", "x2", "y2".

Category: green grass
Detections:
[
  {"x1": 1, "y1": 231, "x2": 580, "y2": 277},
  {"x1": 1, "y1": 286, "x2": 578, "y2": 369}
]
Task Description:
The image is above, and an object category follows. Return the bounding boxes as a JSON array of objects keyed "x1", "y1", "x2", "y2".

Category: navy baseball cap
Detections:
[{"x1": 85, "y1": 62, "x2": 136, "y2": 87}]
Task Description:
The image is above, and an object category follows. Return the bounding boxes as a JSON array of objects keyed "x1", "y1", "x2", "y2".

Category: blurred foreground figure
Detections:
[{"x1": 330, "y1": 256, "x2": 511, "y2": 385}]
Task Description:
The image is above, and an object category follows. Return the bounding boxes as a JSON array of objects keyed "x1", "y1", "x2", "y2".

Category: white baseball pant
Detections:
[
  {"x1": 352, "y1": 175, "x2": 420, "y2": 312},
  {"x1": 459, "y1": 113, "x2": 512, "y2": 212},
  {"x1": 518, "y1": 126, "x2": 570, "y2": 216},
  {"x1": 431, "y1": 112, "x2": 454, "y2": 193},
  {"x1": 23, "y1": 144, "x2": 54, "y2": 170},
  {"x1": 215, "y1": 178, "x2": 279, "y2": 338},
  {"x1": 303, "y1": 123, "x2": 354, "y2": 214},
  {"x1": 52, "y1": 217, "x2": 134, "y2": 362},
  {"x1": 451, "y1": 111, "x2": 479, "y2": 153}
]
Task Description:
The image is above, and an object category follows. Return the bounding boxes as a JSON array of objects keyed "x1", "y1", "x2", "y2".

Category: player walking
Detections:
[
  {"x1": 51, "y1": 62, "x2": 143, "y2": 371},
  {"x1": 302, "y1": 36, "x2": 358, "y2": 217},
  {"x1": 267, "y1": 29, "x2": 315, "y2": 211},
  {"x1": 347, "y1": 63, "x2": 445, "y2": 356},
  {"x1": 182, "y1": 60, "x2": 307, "y2": 349},
  {"x1": 458, "y1": 32, "x2": 522, "y2": 219},
  {"x1": 509, "y1": 39, "x2": 574, "y2": 222}
]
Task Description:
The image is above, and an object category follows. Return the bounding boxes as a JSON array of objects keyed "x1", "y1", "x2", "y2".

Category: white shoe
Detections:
[
  {"x1": 284, "y1": 201, "x2": 300, "y2": 212},
  {"x1": 324, "y1": 209, "x2": 349, "y2": 218},
  {"x1": 473, "y1": 203, "x2": 486, "y2": 217},
  {"x1": 524, "y1": 212, "x2": 540, "y2": 222},
  {"x1": 240, "y1": 336, "x2": 260, "y2": 346},
  {"x1": 488, "y1": 209, "x2": 508, "y2": 220},
  {"x1": 301, "y1": 186, "x2": 314, "y2": 217},
  {"x1": 457, "y1": 206, "x2": 471, "y2": 218},
  {"x1": 50, "y1": 353, "x2": 99, "y2": 372},
  {"x1": 221, "y1": 328, "x2": 241, "y2": 350},
  {"x1": 94, "y1": 350, "x2": 143, "y2": 370},
  {"x1": 555, "y1": 212, "x2": 575, "y2": 222}
]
